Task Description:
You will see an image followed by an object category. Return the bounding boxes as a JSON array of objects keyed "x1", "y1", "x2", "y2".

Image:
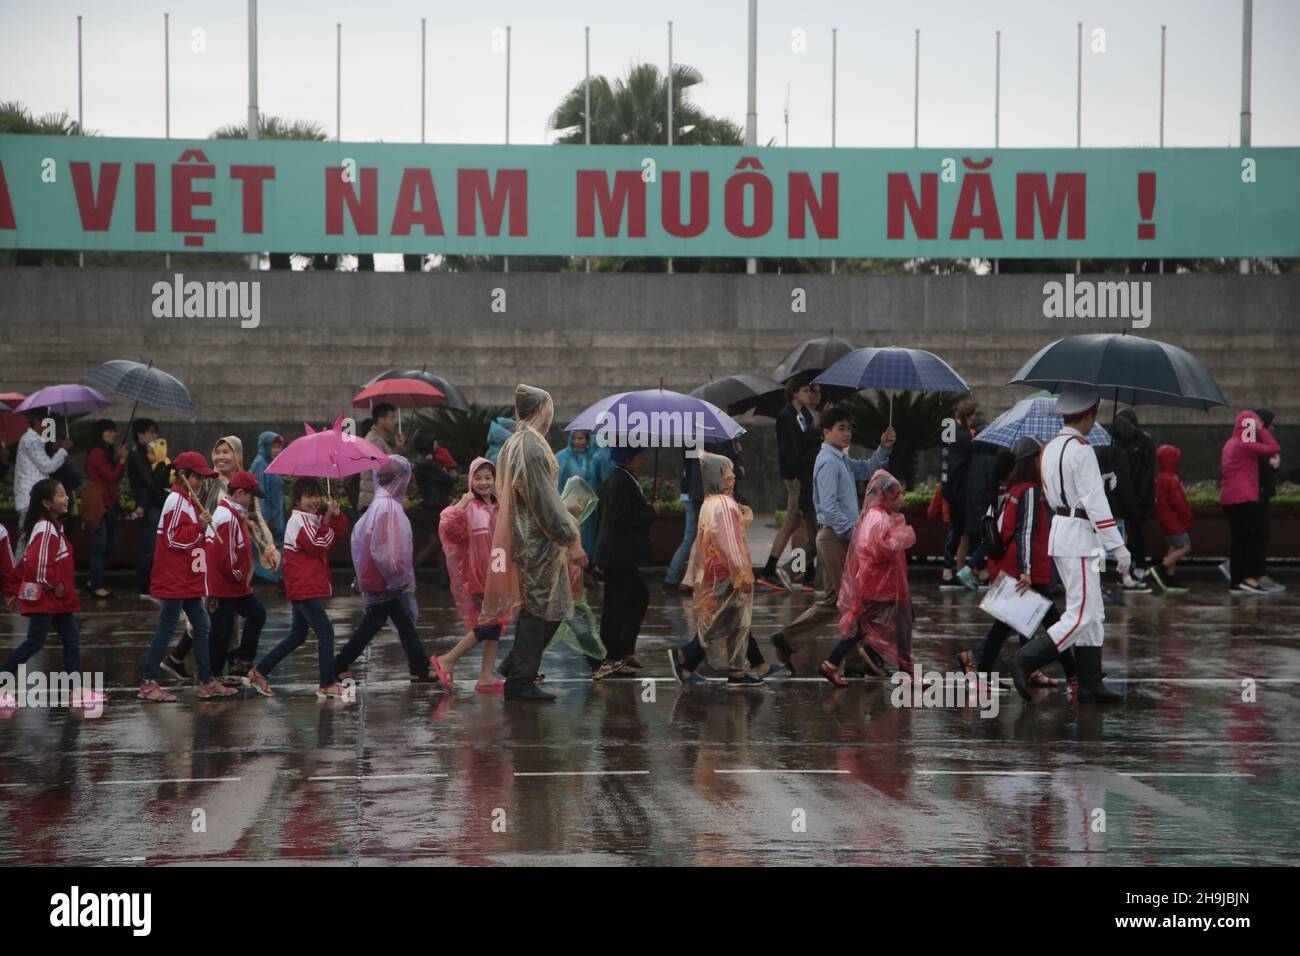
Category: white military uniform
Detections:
[{"x1": 1041, "y1": 427, "x2": 1127, "y2": 650}]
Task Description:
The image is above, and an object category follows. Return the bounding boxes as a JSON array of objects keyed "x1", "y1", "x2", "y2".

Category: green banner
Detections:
[{"x1": 1, "y1": 135, "x2": 1296, "y2": 257}]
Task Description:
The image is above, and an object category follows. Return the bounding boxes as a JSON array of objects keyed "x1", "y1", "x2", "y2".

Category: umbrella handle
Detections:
[{"x1": 186, "y1": 486, "x2": 223, "y2": 544}]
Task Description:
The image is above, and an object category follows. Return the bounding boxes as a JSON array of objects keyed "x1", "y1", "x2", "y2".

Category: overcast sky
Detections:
[{"x1": 2, "y1": 0, "x2": 1297, "y2": 149}]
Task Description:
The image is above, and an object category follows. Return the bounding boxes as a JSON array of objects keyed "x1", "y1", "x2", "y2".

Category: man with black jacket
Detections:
[
  {"x1": 591, "y1": 445, "x2": 657, "y2": 680},
  {"x1": 941, "y1": 401, "x2": 978, "y2": 589},
  {"x1": 126, "y1": 418, "x2": 165, "y2": 603},
  {"x1": 759, "y1": 377, "x2": 822, "y2": 592}
]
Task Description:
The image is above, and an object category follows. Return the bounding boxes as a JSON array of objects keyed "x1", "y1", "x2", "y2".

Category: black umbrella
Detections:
[
  {"x1": 690, "y1": 373, "x2": 785, "y2": 419},
  {"x1": 1008, "y1": 333, "x2": 1228, "y2": 411},
  {"x1": 362, "y1": 366, "x2": 471, "y2": 412},
  {"x1": 772, "y1": 334, "x2": 855, "y2": 384}
]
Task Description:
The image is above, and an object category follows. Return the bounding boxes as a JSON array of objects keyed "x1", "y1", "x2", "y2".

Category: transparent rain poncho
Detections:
[
  {"x1": 352, "y1": 455, "x2": 418, "y2": 623},
  {"x1": 439, "y1": 456, "x2": 505, "y2": 632},
  {"x1": 837, "y1": 468, "x2": 917, "y2": 671},
  {"x1": 549, "y1": 474, "x2": 606, "y2": 659},
  {"x1": 689, "y1": 452, "x2": 754, "y2": 672},
  {"x1": 481, "y1": 385, "x2": 581, "y2": 623}
]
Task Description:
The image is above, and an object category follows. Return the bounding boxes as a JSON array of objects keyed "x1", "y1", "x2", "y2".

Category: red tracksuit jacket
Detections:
[
  {"x1": 18, "y1": 519, "x2": 79, "y2": 616},
  {"x1": 283, "y1": 509, "x2": 348, "y2": 602},
  {"x1": 205, "y1": 498, "x2": 254, "y2": 599},
  {"x1": 990, "y1": 482, "x2": 1053, "y2": 585},
  {"x1": 0, "y1": 525, "x2": 20, "y2": 601},
  {"x1": 151, "y1": 486, "x2": 208, "y2": 599}
]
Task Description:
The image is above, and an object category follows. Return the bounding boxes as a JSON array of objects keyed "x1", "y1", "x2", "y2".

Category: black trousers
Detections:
[
  {"x1": 1224, "y1": 502, "x2": 1266, "y2": 585},
  {"x1": 209, "y1": 593, "x2": 266, "y2": 675},
  {"x1": 504, "y1": 612, "x2": 560, "y2": 697},
  {"x1": 333, "y1": 598, "x2": 429, "y2": 678},
  {"x1": 598, "y1": 566, "x2": 649, "y2": 664}
]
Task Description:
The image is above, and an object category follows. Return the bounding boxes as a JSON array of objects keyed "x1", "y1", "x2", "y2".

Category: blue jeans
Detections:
[
  {"x1": 89, "y1": 510, "x2": 117, "y2": 590},
  {"x1": 664, "y1": 500, "x2": 700, "y2": 586},
  {"x1": 2, "y1": 613, "x2": 82, "y2": 675},
  {"x1": 259, "y1": 597, "x2": 336, "y2": 686},
  {"x1": 144, "y1": 598, "x2": 212, "y2": 683}
]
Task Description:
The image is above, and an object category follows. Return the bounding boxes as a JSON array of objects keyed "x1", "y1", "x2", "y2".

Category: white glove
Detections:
[{"x1": 1114, "y1": 547, "x2": 1132, "y2": 576}]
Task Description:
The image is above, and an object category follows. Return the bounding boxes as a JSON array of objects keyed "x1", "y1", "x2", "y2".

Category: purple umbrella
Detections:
[
  {"x1": 15, "y1": 384, "x2": 112, "y2": 437},
  {"x1": 566, "y1": 388, "x2": 745, "y2": 446}
]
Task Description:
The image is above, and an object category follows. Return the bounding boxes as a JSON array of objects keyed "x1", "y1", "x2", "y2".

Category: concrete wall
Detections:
[{"x1": 2, "y1": 268, "x2": 1296, "y2": 510}]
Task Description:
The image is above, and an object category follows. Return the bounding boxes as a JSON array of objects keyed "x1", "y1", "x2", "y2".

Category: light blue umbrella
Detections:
[{"x1": 976, "y1": 396, "x2": 1112, "y2": 448}]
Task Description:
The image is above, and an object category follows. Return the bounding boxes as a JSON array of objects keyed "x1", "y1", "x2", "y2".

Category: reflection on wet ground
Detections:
[{"x1": 1, "y1": 568, "x2": 1297, "y2": 865}]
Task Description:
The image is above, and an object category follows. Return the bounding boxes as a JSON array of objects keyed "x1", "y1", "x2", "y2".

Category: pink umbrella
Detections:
[{"x1": 266, "y1": 410, "x2": 391, "y2": 496}]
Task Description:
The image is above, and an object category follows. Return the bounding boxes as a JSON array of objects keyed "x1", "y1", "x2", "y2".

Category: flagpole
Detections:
[
  {"x1": 667, "y1": 20, "x2": 674, "y2": 275},
  {"x1": 77, "y1": 14, "x2": 84, "y2": 269},
  {"x1": 831, "y1": 27, "x2": 837, "y2": 275},
  {"x1": 420, "y1": 18, "x2": 426, "y2": 143},
  {"x1": 336, "y1": 23, "x2": 341, "y2": 142},
  {"x1": 913, "y1": 29, "x2": 920, "y2": 148},
  {"x1": 745, "y1": 0, "x2": 757, "y2": 275},
  {"x1": 1239, "y1": 0, "x2": 1252, "y2": 275},
  {"x1": 247, "y1": 0, "x2": 259, "y2": 271},
  {"x1": 165, "y1": 12, "x2": 171, "y2": 270},
  {"x1": 585, "y1": 25, "x2": 591, "y2": 274},
  {"x1": 504, "y1": 25, "x2": 511, "y2": 275},
  {"x1": 1158, "y1": 24, "x2": 1165, "y2": 275},
  {"x1": 993, "y1": 29, "x2": 1000, "y2": 275}
]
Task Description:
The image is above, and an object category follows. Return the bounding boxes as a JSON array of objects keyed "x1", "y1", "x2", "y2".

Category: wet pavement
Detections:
[{"x1": 1, "y1": 566, "x2": 1298, "y2": 866}]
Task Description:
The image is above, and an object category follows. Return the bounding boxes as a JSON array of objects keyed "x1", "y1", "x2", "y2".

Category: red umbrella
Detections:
[
  {"x1": 0, "y1": 393, "x2": 28, "y2": 445},
  {"x1": 352, "y1": 377, "x2": 444, "y2": 431}
]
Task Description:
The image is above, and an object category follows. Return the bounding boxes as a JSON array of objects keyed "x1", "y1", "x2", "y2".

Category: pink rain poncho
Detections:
[
  {"x1": 481, "y1": 385, "x2": 581, "y2": 623},
  {"x1": 352, "y1": 455, "x2": 418, "y2": 623},
  {"x1": 690, "y1": 452, "x2": 755, "y2": 672},
  {"x1": 439, "y1": 457, "x2": 505, "y2": 632},
  {"x1": 837, "y1": 469, "x2": 917, "y2": 672}
]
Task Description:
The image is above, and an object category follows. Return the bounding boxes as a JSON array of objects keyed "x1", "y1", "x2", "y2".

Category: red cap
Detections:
[
  {"x1": 172, "y1": 451, "x2": 217, "y2": 477},
  {"x1": 226, "y1": 470, "x2": 265, "y2": 498}
]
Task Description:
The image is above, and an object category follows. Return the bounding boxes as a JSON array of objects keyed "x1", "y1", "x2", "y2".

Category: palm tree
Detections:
[
  {"x1": 548, "y1": 63, "x2": 743, "y2": 147},
  {"x1": 211, "y1": 116, "x2": 338, "y2": 270},
  {"x1": 0, "y1": 101, "x2": 88, "y2": 265}
]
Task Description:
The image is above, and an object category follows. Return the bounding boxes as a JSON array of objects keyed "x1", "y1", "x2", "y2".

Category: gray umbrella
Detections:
[
  {"x1": 362, "y1": 367, "x2": 471, "y2": 413},
  {"x1": 690, "y1": 373, "x2": 785, "y2": 419},
  {"x1": 772, "y1": 335, "x2": 856, "y2": 384},
  {"x1": 83, "y1": 359, "x2": 197, "y2": 430},
  {"x1": 1008, "y1": 333, "x2": 1228, "y2": 411}
]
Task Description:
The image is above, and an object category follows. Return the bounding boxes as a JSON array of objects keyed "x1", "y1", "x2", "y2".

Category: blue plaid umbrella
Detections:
[
  {"x1": 976, "y1": 397, "x2": 1112, "y2": 448},
  {"x1": 813, "y1": 347, "x2": 970, "y2": 424},
  {"x1": 83, "y1": 359, "x2": 197, "y2": 426}
]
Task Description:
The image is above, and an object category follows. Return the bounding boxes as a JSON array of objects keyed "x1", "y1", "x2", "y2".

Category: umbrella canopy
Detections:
[
  {"x1": 772, "y1": 335, "x2": 855, "y2": 383},
  {"x1": 566, "y1": 388, "x2": 745, "y2": 446},
  {"x1": 814, "y1": 347, "x2": 970, "y2": 394},
  {"x1": 976, "y1": 397, "x2": 1112, "y2": 448},
  {"x1": 690, "y1": 374, "x2": 785, "y2": 419},
  {"x1": 266, "y1": 411, "x2": 391, "y2": 480},
  {"x1": 353, "y1": 378, "x2": 445, "y2": 409},
  {"x1": 0, "y1": 393, "x2": 27, "y2": 444},
  {"x1": 1008, "y1": 333, "x2": 1228, "y2": 411},
  {"x1": 362, "y1": 368, "x2": 471, "y2": 413},
  {"x1": 83, "y1": 359, "x2": 197, "y2": 417},
  {"x1": 15, "y1": 384, "x2": 111, "y2": 417}
]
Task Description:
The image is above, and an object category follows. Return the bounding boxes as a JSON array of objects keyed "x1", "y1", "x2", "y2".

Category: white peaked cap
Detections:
[{"x1": 1054, "y1": 383, "x2": 1102, "y2": 417}]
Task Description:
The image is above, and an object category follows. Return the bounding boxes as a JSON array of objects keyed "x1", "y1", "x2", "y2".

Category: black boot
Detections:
[
  {"x1": 1075, "y1": 646, "x2": 1122, "y2": 703},
  {"x1": 1007, "y1": 634, "x2": 1060, "y2": 702}
]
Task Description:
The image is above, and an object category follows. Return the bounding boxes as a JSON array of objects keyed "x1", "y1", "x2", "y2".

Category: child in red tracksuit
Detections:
[
  {"x1": 251, "y1": 477, "x2": 349, "y2": 698},
  {"x1": 1151, "y1": 444, "x2": 1193, "y2": 594},
  {"x1": 1, "y1": 479, "x2": 106, "y2": 710},
  {"x1": 0, "y1": 523, "x2": 19, "y2": 610},
  {"x1": 972, "y1": 439, "x2": 1077, "y2": 687},
  {"x1": 140, "y1": 451, "x2": 236, "y2": 703},
  {"x1": 206, "y1": 470, "x2": 268, "y2": 689}
]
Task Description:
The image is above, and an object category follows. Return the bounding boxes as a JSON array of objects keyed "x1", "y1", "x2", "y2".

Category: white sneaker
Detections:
[
  {"x1": 1229, "y1": 582, "x2": 1266, "y2": 595},
  {"x1": 1218, "y1": 561, "x2": 1231, "y2": 582},
  {"x1": 1258, "y1": 576, "x2": 1287, "y2": 592}
]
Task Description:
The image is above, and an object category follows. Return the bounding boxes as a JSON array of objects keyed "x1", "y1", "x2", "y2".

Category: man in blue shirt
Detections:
[{"x1": 768, "y1": 406, "x2": 895, "y2": 674}]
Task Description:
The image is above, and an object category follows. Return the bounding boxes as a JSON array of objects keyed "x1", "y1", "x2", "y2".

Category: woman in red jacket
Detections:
[
  {"x1": 0, "y1": 479, "x2": 107, "y2": 710},
  {"x1": 1151, "y1": 444, "x2": 1193, "y2": 594},
  {"x1": 83, "y1": 419, "x2": 128, "y2": 600}
]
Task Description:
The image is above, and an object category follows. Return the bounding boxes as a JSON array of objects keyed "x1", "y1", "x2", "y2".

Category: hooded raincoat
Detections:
[
  {"x1": 352, "y1": 456, "x2": 418, "y2": 625},
  {"x1": 486, "y1": 417, "x2": 516, "y2": 464},
  {"x1": 689, "y1": 452, "x2": 754, "y2": 672},
  {"x1": 250, "y1": 431, "x2": 285, "y2": 582},
  {"x1": 1220, "y1": 410, "x2": 1280, "y2": 506},
  {"x1": 837, "y1": 470, "x2": 917, "y2": 672},
  {"x1": 555, "y1": 430, "x2": 602, "y2": 558},
  {"x1": 481, "y1": 386, "x2": 580, "y2": 623},
  {"x1": 439, "y1": 457, "x2": 505, "y2": 631},
  {"x1": 204, "y1": 435, "x2": 278, "y2": 567}
]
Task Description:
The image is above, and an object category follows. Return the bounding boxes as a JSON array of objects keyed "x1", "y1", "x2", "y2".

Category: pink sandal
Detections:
[
  {"x1": 429, "y1": 655, "x2": 455, "y2": 692},
  {"x1": 474, "y1": 680, "x2": 505, "y2": 695}
]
